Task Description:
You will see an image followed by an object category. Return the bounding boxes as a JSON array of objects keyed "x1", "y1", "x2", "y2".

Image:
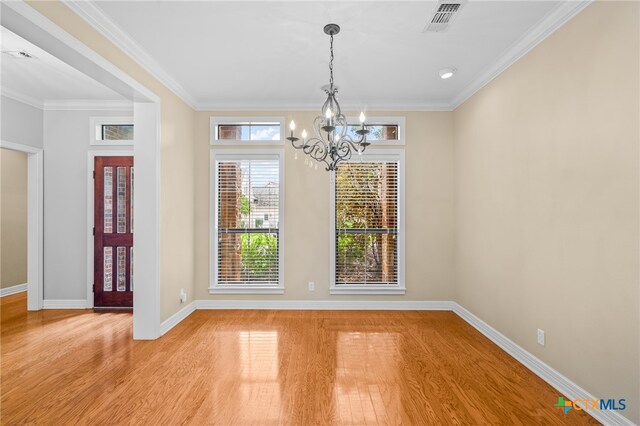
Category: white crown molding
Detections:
[
  {"x1": 1, "y1": 87, "x2": 44, "y2": 109},
  {"x1": 450, "y1": 0, "x2": 593, "y2": 109},
  {"x1": 0, "y1": 140, "x2": 42, "y2": 154},
  {"x1": 0, "y1": 283, "x2": 28, "y2": 297},
  {"x1": 452, "y1": 303, "x2": 635, "y2": 426},
  {"x1": 43, "y1": 299, "x2": 89, "y2": 309},
  {"x1": 195, "y1": 101, "x2": 454, "y2": 112},
  {"x1": 63, "y1": 0, "x2": 198, "y2": 109},
  {"x1": 43, "y1": 99, "x2": 133, "y2": 111},
  {"x1": 2, "y1": 89, "x2": 132, "y2": 111}
]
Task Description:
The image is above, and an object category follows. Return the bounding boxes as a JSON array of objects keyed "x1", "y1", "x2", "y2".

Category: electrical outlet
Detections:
[
  {"x1": 308, "y1": 281, "x2": 315, "y2": 291},
  {"x1": 179, "y1": 288, "x2": 187, "y2": 303},
  {"x1": 537, "y1": 329, "x2": 545, "y2": 346}
]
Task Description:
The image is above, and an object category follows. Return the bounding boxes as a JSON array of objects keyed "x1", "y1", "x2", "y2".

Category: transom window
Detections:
[
  {"x1": 210, "y1": 150, "x2": 284, "y2": 294},
  {"x1": 102, "y1": 124, "x2": 133, "y2": 141},
  {"x1": 340, "y1": 116, "x2": 405, "y2": 145},
  {"x1": 211, "y1": 117, "x2": 284, "y2": 145},
  {"x1": 340, "y1": 124, "x2": 398, "y2": 141},
  {"x1": 90, "y1": 117, "x2": 134, "y2": 145},
  {"x1": 330, "y1": 150, "x2": 405, "y2": 294}
]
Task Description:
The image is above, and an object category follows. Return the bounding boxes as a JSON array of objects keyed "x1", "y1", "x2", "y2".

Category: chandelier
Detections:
[{"x1": 287, "y1": 24, "x2": 370, "y2": 171}]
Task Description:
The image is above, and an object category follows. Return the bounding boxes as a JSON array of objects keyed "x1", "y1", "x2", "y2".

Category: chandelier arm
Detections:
[
  {"x1": 337, "y1": 135, "x2": 365, "y2": 152},
  {"x1": 290, "y1": 137, "x2": 306, "y2": 150},
  {"x1": 335, "y1": 138, "x2": 356, "y2": 160},
  {"x1": 303, "y1": 137, "x2": 329, "y2": 162}
]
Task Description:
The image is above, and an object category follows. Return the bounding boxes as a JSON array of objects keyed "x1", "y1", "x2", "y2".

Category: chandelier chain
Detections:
[{"x1": 329, "y1": 34, "x2": 334, "y2": 91}]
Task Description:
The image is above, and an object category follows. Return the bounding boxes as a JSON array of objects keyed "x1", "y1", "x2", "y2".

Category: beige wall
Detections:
[
  {"x1": 453, "y1": 2, "x2": 639, "y2": 423},
  {"x1": 0, "y1": 149, "x2": 28, "y2": 288},
  {"x1": 195, "y1": 111, "x2": 455, "y2": 301},
  {"x1": 27, "y1": 1, "x2": 196, "y2": 321}
]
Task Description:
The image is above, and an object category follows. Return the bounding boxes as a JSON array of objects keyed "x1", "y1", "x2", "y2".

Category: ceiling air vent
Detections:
[{"x1": 424, "y1": 0, "x2": 466, "y2": 33}]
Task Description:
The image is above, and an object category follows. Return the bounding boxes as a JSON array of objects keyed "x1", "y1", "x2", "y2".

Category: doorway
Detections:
[
  {"x1": 93, "y1": 156, "x2": 133, "y2": 308},
  {"x1": 0, "y1": 141, "x2": 44, "y2": 311},
  {"x1": 3, "y1": 1, "x2": 160, "y2": 338}
]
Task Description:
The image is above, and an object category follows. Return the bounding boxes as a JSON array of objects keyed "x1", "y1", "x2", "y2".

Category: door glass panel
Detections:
[
  {"x1": 130, "y1": 167, "x2": 134, "y2": 233},
  {"x1": 117, "y1": 167, "x2": 127, "y2": 233},
  {"x1": 104, "y1": 247, "x2": 113, "y2": 291},
  {"x1": 130, "y1": 247, "x2": 134, "y2": 291},
  {"x1": 104, "y1": 167, "x2": 113, "y2": 233},
  {"x1": 117, "y1": 246, "x2": 126, "y2": 291}
]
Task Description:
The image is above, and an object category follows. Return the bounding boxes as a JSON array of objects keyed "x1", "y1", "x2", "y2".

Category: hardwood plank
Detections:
[{"x1": 1, "y1": 294, "x2": 599, "y2": 425}]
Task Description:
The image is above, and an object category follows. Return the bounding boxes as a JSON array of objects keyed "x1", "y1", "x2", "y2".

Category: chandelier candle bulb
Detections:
[
  {"x1": 289, "y1": 120, "x2": 296, "y2": 138},
  {"x1": 325, "y1": 107, "x2": 332, "y2": 127},
  {"x1": 359, "y1": 112, "x2": 366, "y2": 132}
]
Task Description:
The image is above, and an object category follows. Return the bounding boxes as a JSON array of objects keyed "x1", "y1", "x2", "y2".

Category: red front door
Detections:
[{"x1": 94, "y1": 156, "x2": 133, "y2": 308}]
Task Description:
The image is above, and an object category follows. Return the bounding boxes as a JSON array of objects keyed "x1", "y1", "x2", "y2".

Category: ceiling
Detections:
[
  {"x1": 0, "y1": 26, "x2": 126, "y2": 108},
  {"x1": 2, "y1": 1, "x2": 591, "y2": 111},
  {"x1": 76, "y1": 0, "x2": 584, "y2": 111}
]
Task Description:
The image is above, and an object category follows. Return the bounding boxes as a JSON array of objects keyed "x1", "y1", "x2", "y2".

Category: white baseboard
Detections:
[
  {"x1": 162, "y1": 300, "x2": 452, "y2": 335},
  {"x1": 42, "y1": 299, "x2": 89, "y2": 309},
  {"x1": 0, "y1": 283, "x2": 27, "y2": 297},
  {"x1": 452, "y1": 303, "x2": 635, "y2": 426},
  {"x1": 195, "y1": 299, "x2": 453, "y2": 310},
  {"x1": 160, "y1": 301, "x2": 197, "y2": 336}
]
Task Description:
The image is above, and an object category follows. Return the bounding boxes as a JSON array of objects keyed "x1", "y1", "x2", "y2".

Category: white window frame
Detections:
[
  {"x1": 89, "y1": 116, "x2": 134, "y2": 146},
  {"x1": 210, "y1": 116, "x2": 285, "y2": 145},
  {"x1": 344, "y1": 116, "x2": 406, "y2": 145},
  {"x1": 209, "y1": 148, "x2": 285, "y2": 294},
  {"x1": 329, "y1": 148, "x2": 406, "y2": 295}
]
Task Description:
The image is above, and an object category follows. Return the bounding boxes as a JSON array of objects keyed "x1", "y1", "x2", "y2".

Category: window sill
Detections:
[
  {"x1": 89, "y1": 141, "x2": 134, "y2": 146},
  {"x1": 330, "y1": 286, "x2": 406, "y2": 295},
  {"x1": 209, "y1": 287, "x2": 285, "y2": 295}
]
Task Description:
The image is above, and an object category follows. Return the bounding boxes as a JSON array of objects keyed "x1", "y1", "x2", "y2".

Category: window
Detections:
[
  {"x1": 90, "y1": 117, "x2": 134, "y2": 145},
  {"x1": 330, "y1": 150, "x2": 405, "y2": 294},
  {"x1": 211, "y1": 117, "x2": 285, "y2": 145},
  {"x1": 340, "y1": 116, "x2": 405, "y2": 145},
  {"x1": 210, "y1": 150, "x2": 284, "y2": 293},
  {"x1": 102, "y1": 124, "x2": 133, "y2": 141}
]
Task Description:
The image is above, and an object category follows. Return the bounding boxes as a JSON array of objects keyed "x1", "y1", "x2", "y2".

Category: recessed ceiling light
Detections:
[
  {"x1": 2, "y1": 50, "x2": 35, "y2": 59},
  {"x1": 439, "y1": 67, "x2": 456, "y2": 79}
]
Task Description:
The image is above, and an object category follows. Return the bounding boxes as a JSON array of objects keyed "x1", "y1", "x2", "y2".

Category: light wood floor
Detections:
[{"x1": 1, "y1": 292, "x2": 598, "y2": 425}]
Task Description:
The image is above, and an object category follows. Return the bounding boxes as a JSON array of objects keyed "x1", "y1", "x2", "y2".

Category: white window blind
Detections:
[
  {"x1": 216, "y1": 158, "x2": 280, "y2": 285},
  {"x1": 335, "y1": 161, "x2": 399, "y2": 285}
]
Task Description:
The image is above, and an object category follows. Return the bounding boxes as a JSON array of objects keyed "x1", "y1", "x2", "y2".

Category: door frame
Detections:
[
  {"x1": 0, "y1": 140, "x2": 44, "y2": 311},
  {"x1": 86, "y1": 150, "x2": 133, "y2": 309},
  {"x1": 3, "y1": 2, "x2": 162, "y2": 339}
]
